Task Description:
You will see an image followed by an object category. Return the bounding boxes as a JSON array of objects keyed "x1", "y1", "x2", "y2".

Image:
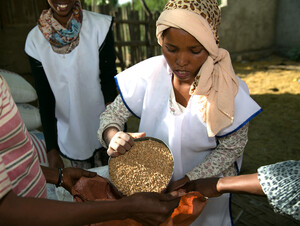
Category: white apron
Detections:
[
  {"x1": 116, "y1": 55, "x2": 262, "y2": 225},
  {"x1": 25, "y1": 10, "x2": 112, "y2": 160}
]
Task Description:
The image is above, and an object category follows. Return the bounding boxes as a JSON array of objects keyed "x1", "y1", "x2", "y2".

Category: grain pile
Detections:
[{"x1": 109, "y1": 138, "x2": 174, "y2": 196}]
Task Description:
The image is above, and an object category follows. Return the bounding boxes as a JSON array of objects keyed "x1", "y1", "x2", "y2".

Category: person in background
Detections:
[
  {"x1": 0, "y1": 75, "x2": 180, "y2": 226},
  {"x1": 97, "y1": 0, "x2": 262, "y2": 225},
  {"x1": 182, "y1": 160, "x2": 300, "y2": 221},
  {"x1": 25, "y1": 0, "x2": 118, "y2": 169}
]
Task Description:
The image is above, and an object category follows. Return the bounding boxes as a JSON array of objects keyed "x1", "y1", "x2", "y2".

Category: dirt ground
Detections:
[
  {"x1": 230, "y1": 55, "x2": 300, "y2": 226},
  {"x1": 234, "y1": 55, "x2": 300, "y2": 174},
  {"x1": 127, "y1": 55, "x2": 300, "y2": 225}
]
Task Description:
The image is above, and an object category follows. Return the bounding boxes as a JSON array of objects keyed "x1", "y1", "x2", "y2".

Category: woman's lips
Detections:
[
  {"x1": 174, "y1": 70, "x2": 190, "y2": 79},
  {"x1": 56, "y1": 3, "x2": 68, "y2": 11}
]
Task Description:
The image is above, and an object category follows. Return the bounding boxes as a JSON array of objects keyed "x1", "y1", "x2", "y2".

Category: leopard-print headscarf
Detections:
[
  {"x1": 164, "y1": 0, "x2": 221, "y2": 45},
  {"x1": 156, "y1": 0, "x2": 239, "y2": 137}
]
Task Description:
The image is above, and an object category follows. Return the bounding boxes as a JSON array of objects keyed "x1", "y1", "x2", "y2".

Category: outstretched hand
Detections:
[
  {"x1": 166, "y1": 176, "x2": 190, "y2": 193},
  {"x1": 62, "y1": 168, "x2": 97, "y2": 192},
  {"x1": 166, "y1": 176, "x2": 221, "y2": 198},
  {"x1": 122, "y1": 192, "x2": 181, "y2": 225},
  {"x1": 182, "y1": 178, "x2": 221, "y2": 198}
]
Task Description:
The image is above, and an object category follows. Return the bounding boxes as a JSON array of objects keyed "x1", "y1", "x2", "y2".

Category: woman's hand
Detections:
[
  {"x1": 122, "y1": 192, "x2": 180, "y2": 225},
  {"x1": 107, "y1": 131, "x2": 146, "y2": 157},
  {"x1": 166, "y1": 176, "x2": 190, "y2": 193},
  {"x1": 167, "y1": 176, "x2": 221, "y2": 198},
  {"x1": 61, "y1": 168, "x2": 97, "y2": 192},
  {"x1": 182, "y1": 178, "x2": 221, "y2": 198}
]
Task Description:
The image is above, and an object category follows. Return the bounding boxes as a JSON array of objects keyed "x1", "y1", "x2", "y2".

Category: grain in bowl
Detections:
[{"x1": 108, "y1": 137, "x2": 174, "y2": 196}]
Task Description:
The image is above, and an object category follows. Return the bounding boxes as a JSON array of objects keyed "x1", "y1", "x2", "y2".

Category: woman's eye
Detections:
[
  {"x1": 165, "y1": 45, "x2": 176, "y2": 53},
  {"x1": 191, "y1": 49, "x2": 203, "y2": 54}
]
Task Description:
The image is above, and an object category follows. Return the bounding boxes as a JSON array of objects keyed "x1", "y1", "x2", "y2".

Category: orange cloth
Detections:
[{"x1": 71, "y1": 176, "x2": 207, "y2": 226}]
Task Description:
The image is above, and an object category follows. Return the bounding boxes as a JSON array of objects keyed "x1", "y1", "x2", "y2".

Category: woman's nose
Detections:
[{"x1": 176, "y1": 54, "x2": 188, "y2": 67}]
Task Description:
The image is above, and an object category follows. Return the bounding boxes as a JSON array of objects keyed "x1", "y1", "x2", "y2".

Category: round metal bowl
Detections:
[{"x1": 108, "y1": 136, "x2": 174, "y2": 196}]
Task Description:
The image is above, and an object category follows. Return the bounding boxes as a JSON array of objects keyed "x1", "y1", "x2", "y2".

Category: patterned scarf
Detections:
[
  {"x1": 38, "y1": 0, "x2": 83, "y2": 54},
  {"x1": 156, "y1": 0, "x2": 239, "y2": 137}
]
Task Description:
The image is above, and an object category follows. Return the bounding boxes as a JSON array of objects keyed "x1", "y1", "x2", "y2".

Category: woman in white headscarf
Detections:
[{"x1": 98, "y1": 0, "x2": 262, "y2": 225}]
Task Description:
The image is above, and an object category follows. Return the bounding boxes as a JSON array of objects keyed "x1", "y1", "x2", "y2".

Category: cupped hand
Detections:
[
  {"x1": 107, "y1": 132, "x2": 146, "y2": 157},
  {"x1": 123, "y1": 192, "x2": 180, "y2": 225},
  {"x1": 61, "y1": 168, "x2": 97, "y2": 192}
]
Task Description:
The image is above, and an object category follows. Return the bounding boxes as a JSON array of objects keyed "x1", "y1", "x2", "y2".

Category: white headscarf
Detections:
[{"x1": 156, "y1": 0, "x2": 239, "y2": 137}]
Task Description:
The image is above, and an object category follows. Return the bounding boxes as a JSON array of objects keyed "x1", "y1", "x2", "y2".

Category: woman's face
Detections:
[
  {"x1": 161, "y1": 28, "x2": 208, "y2": 84},
  {"x1": 47, "y1": 0, "x2": 76, "y2": 25}
]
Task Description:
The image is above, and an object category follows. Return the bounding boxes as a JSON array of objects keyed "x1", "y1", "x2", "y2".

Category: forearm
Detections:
[
  {"x1": 0, "y1": 191, "x2": 130, "y2": 226},
  {"x1": 41, "y1": 166, "x2": 60, "y2": 185},
  {"x1": 186, "y1": 123, "x2": 249, "y2": 180},
  {"x1": 103, "y1": 126, "x2": 120, "y2": 147},
  {"x1": 217, "y1": 173, "x2": 265, "y2": 196},
  {"x1": 98, "y1": 95, "x2": 132, "y2": 147}
]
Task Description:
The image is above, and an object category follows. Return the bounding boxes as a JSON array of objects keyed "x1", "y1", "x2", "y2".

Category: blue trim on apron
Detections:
[
  {"x1": 114, "y1": 76, "x2": 140, "y2": 119},
  {"x1": 216, "y1": 108, "x2": 263, "y2": 138}
]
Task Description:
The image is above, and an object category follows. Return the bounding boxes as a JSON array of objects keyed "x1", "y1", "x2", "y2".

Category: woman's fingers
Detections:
[
  {"x1": 128, "y1": 132, "x2": 146, "y2": 139},
  {"x1": 108, "y1": 131, "x2": 147, "y2": 157},
  {"x1": 108, "y1": 131, "x2": 135, "y2": 156}
]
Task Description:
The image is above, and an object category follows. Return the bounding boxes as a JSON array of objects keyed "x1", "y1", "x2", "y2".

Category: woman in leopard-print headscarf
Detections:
[{"x1": 98, "y1": 1, "x2": 262, "y2": 225}]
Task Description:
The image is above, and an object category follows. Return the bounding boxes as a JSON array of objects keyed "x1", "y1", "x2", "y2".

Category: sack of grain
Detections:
[
  {"x1": 0, "y1": 69, "x2": 37, "y2": 103},
  {"x1": 109, "y1": 137, "x2": 174, "y2": 196}
]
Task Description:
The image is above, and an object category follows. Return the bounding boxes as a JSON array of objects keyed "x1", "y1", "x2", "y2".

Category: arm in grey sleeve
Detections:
[{"x1": 98, "y1": 95, "x2": 132, "y2": 148}]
